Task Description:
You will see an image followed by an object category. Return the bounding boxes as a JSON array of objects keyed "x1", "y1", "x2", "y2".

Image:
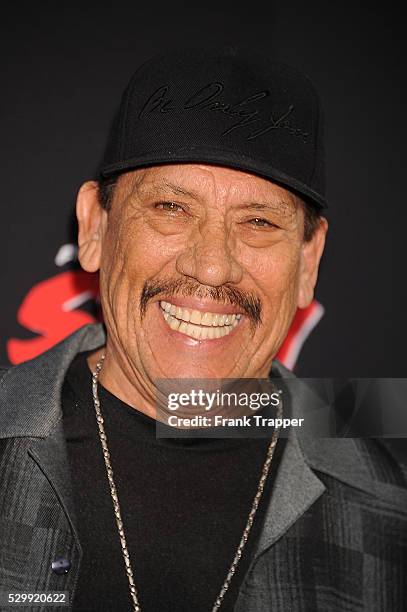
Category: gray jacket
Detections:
[{"x1": 0, "y1": 324, "x2": 406, "y2": 611}]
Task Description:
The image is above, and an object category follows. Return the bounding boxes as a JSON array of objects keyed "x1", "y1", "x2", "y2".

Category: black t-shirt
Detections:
[{"x1": 62, "y1": 352, "x2": 286, "y2": 612}]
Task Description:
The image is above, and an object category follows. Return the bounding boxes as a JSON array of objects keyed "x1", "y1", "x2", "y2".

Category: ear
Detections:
[
  {"x1": 76, "y1": 181, "x2": 108, "y2": 273},
  {"x1": 297, "y1": 217, "x2": 328, "y2": 309}
]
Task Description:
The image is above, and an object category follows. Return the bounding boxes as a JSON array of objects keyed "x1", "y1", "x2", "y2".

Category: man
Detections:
[{"x1": 0, "y1": 48, "x2": 406, "y2": 612}]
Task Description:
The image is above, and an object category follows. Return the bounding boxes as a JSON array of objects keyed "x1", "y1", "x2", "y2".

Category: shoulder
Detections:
[
  {"x1": 300, "y1": 436, "x2": 407, "y2": 514},
  {"x1": 0, "y1": 324, "x2": 105, "y2": 439},
  {"x1": 270, "y1": 360, "x2": 407, "y2": 505}
]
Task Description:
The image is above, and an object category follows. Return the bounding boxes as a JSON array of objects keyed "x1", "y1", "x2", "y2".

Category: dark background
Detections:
[{"x1": 1, "y1": 2, "x2": 405, "y2": 376}]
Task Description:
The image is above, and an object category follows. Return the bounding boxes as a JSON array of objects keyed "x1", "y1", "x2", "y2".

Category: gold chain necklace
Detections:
[{"x1": 92, "y1": 354, "x2": 283, "y2": 612}]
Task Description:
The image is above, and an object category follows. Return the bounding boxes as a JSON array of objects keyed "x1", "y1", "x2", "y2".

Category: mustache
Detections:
[{"x1": 140, "y1": 278, "x2": 262, "y2": 329}]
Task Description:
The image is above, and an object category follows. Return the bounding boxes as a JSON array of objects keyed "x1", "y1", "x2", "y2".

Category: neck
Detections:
[{"x1": 86, "y1": 344, "x2": 159, "y2": 420}]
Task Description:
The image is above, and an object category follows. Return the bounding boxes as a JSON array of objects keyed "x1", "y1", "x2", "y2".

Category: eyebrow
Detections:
[
  {"x1": 240, "y1": 200, "x2": 296, "y2": 217},
  {"x1": 144, "y1": 180, "x2": 201, "y2": 200}
]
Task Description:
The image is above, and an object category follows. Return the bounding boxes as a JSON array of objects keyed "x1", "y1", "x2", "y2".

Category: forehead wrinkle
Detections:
[
  {"x1": 129, "y1": 177, "x2": 202, "y2": 201},
  {"x1": 126, "y1": 172, "x2": 199, "y2": 200},
  {"x1": 160, "y1": 180, "x2": 200, "y2": 199}
]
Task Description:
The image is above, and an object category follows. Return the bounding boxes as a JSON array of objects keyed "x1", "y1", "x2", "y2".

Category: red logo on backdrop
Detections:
[
  {"x1": 7, "y1": 270, "x2": 100, "y2": 364},
  {"x1": 7, "y1": 245, "x2": 324, "y2": 369}
]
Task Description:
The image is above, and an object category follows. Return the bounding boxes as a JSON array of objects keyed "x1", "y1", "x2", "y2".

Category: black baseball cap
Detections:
[{"x1": 99, "y1": 47, "x2": 327, "y2": 209}]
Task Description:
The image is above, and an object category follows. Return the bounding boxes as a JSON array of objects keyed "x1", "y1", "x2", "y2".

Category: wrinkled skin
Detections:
[{"x1": 76, "y1": 164, "x2": 327, "y2": 418}]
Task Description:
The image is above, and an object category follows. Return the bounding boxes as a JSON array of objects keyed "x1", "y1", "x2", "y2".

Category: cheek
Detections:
[
  {"x1": 100, "y1": 215, "x2": 185, "y2": 313},
  {"x1": 117, "y1": 218, "x2": 178, "y2": 271},
  {"x1": 243, "y1": 235, "x2": 300, "y2": 285},
  {"x1": 245, "y1": 244, "x2": 301, "y2": 322}
]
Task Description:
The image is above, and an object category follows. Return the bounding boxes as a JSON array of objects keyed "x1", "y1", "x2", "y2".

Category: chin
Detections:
[{"x1": 152, "y1": 359, "x2": 237, "y2": 381}]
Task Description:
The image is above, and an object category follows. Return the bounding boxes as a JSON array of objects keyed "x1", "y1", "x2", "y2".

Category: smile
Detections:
[{"x1": 159, "y1": 300, "x2": 242, "y2": 340}]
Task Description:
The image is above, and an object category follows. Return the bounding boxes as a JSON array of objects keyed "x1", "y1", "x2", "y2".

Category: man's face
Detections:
[{"x1": 78, "y1": 164, "x2": 327, "y2": 384}]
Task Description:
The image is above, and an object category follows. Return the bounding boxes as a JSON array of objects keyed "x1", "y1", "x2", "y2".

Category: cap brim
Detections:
[{"x1": 99, "y1": 148, "x2": 328, "y2": 210}]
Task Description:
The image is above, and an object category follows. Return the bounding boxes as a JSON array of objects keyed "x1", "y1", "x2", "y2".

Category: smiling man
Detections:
[{"x1": 1, "y1": 48, "x2": 406, "y2": 612}]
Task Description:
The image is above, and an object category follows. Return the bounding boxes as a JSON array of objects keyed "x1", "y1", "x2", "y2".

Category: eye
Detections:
[
  {"x1": 248, "y1": 217, "x2": 274, "y2": 228},
  {"x1": 155, "y1": 201, "x2": 185, "y2": 213}
]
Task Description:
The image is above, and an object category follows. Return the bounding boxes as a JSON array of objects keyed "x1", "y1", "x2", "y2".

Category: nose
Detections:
[{"x1": 175, "y1": 222, "x2": 243, "y2": 287}]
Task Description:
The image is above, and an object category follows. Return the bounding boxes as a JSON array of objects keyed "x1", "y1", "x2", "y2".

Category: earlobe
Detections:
[
  {"x1": 297, "y1": 217, "x2": 328, "y2": 309},
  {"x1": 76, "y1": 180, "x2": 107, "y2": 273}
]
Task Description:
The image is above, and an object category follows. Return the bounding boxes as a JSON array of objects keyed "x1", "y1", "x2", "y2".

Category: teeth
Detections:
[
  {"x1": 159, "y1": 301, "x2": 241, "y2": 328},
  {"x1": 159, "y1": 301, "x2": 243, "y2": 340},
  {"x1": 182, "y1": 308, "x2": 190, "y2": 323},
  {"x1": 162, "y1": 312, "x2": 239, "y2": 340},
  {"x1": 200, "y1": 312, "x2": 213, "y2": 326},
  {"x1": 191, "y1": 325, "x2": 201, "y2": 339},
  {"x1": 178, "y1": 321, "x2": 188, "y2": 334},
  {"x1": 169, "y1": 317, "x2": 180, "y2": 331},
  {"x1": 189, "y1": 309, "x2": 202, "y2": 325}
]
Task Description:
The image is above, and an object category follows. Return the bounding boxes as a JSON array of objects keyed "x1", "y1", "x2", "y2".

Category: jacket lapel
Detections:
[
  {"x1": 253, "y1": 429, "x2": 326, "y2": 557},
  {"x1": 253, "y1": 361, "x2": 326, "y2": 556}
]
